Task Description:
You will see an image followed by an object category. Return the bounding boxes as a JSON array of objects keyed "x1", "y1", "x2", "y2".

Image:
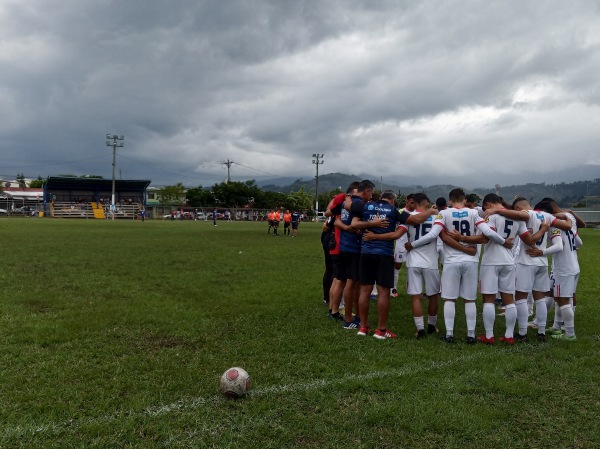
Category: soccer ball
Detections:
[{"x1": 220, "y1": 367, "x2": 251, "y2": 398}]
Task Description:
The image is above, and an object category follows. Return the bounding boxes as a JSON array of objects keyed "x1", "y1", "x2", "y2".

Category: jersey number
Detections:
[
  {"x1": 452, "y1": 220, "x2": 471, "y2": 236},
  {"x1": 566, "y1": 230, "x2": 576, "y2": 251},
  {"x1": 414, "y1": 222, "x2": 432, "y2": 241},
  {"x1": 503, "y1": 220, "x2": 513, "y2": 239}
]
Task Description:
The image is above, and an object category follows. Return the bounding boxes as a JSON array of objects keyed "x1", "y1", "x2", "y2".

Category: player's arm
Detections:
[
  {"x1": 484, "y1": 208, "x2": 529, "y2": 221},
  {"x1": 548, "y1": 214, "x2": 572, "y2": 232},
  {"x1": 518, "y1": 219, "x2": 550, "y2": 246},
  {"x1": 363, "y1": 226, "x2": 407, "y2": 242},
  {"x1": 404, "y1": 206, "x2": 438, "y2": 225},
  {"x1": 475, "y1": 220, "x2": 513, "y2": 247},
  {"x1": 526, "y1": 230, "x2": 563, "y2": 257},
  {"x1": 563, "y1": 210, "x2": 586, "y2": 229},
  {"x1": 440, "y1": 230, "x2": 478, "y2": 256},
  {"x1": 406, "y1": 223, "x2": 442, "y2": 250},
  {"x1": 447, "y1": 229, "x2": 489, "y2": 244},
  {"x1": 350, "y1": 215, "x2": 389, "y2": 230}
]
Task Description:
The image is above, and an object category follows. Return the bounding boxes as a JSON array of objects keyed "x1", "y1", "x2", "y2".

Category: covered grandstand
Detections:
[{"x1": 43, "y1": 176, "x2": 151, "y2": 219}]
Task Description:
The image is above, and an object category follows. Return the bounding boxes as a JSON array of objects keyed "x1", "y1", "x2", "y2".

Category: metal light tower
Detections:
[
  {"x1": 312, "y1": 153, "x2": 324, "y2": 216},
  {"x1": 106, "y1": 134, "x2": 124, "y2": 219}
]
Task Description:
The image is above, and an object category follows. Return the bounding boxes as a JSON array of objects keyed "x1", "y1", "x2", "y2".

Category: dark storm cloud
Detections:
[{"x1": 0, "y1": 0, "x2": 599, "y2": 186}]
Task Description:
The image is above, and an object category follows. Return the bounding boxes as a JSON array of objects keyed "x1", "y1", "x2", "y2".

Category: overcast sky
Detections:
[{"x1": 1, "y1": 0, "x2": 599, "y2": 188}]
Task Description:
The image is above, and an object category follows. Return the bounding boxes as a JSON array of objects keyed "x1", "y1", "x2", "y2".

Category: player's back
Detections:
[
  {"x1": 516, "y1": 210, "x2": 554, "y2": 267},
  {"x1": 437, "y1": 207, "x2": 480, "y2": 264},
  {"x1": 402, "y1": 212, "x2": 438, "y2": 269},
  {"x1": 481, "y1": 213, "x2": 519, "y2": 265},
  {"x1": 551, "y1": 212, "x2": 580, "y2": 276}
]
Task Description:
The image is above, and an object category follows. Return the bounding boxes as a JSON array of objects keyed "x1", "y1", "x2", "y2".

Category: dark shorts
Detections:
[
  {"x1": 292, "y1": 222, "x2": 299, "y2": 230},
  {"x1": 360, "y1": 254, "x2": 395, "y2": 288},
  {"x1": 331, "y1": 255, "x2": 346, "y2": 281},
  {"x1": 284, "y1": 222, "x2": 291, "y2": 229},
  {"x1": 339, "y1": 251, "x2": 360, "y2": 281}
]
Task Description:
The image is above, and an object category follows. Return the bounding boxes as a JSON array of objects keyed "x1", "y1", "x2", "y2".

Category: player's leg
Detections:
[
  {"x1": 460, "y1": 262, "x2": 479, "y2": 343},
  {"x1": 479, "y1": 265, "x2": 498, "y2": 344},
  {"x1": 550, "y1": 275, "x2": 577, "y2": 340},
  {"x1": 514, "y1": 264, "x2": 535, "y2": 341},
  {"x1": 407, "y1": 267, "x2": 425, "y2": 338},
  {"x1": 497, "y1": 265, "x2": 517, "y2": 343},
  {"x1": 532, "y1": 266, "x2": 551, "y2": 338},
  {"x1": 374, "y1": 255, "x2": 396, "y2": 339},
  {"x1": 424, "y1": 268, "x2": 441, "y2": 334},
  {"x1": 440, "y1": 263, "x2": 460, "y2": 342}
]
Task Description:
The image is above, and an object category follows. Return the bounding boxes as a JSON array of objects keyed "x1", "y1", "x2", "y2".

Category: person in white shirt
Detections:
[
  {"x1": 527, "y1": 201, "x2": 582, "y2": 341},
  {"x1": 408, "y1": 188, "x2": 510, "y2": 344}
]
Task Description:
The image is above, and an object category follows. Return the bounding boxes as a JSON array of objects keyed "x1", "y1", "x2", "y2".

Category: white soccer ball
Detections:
[{"x1": 220, "y1": 367, "x2": 251, "y2": 398}]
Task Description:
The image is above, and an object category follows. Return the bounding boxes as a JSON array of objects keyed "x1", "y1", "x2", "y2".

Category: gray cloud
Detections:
[{"x1": 1, "y1": 0, "x2": 599, "y2": 187}]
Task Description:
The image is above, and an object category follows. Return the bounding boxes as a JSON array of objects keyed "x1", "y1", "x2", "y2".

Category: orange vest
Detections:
[
  {"x1": 268, "y1": 212, "x2": 274, "y2": 220},
  {"x1": 284, "y1": 213, "x2": 291, "y2": 223}
]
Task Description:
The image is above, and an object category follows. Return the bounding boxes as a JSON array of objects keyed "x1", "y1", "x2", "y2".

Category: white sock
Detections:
[
  {"x1": 371, "y1": 284, "x2": 377, "y2": 296},
  {"x1": 504, "y1": 304, "x2": 517, "y2": 338},
  {"x1": 534, "y1": 299, "x2": 547, "y2": 335},
  {"x1": 428, "y1": 315, "x2": 437, "y2": 326},
  {"x1": 553, "y1": 303, "x2": 563, "y2": 330},
  {"x1": 570, "y1": 298, "x2": 575, "y2": 314},
  {"x1": 444, "y1": 301, "x2": 455, "y2": 337},
  {"x1": 515, "y1": 299, "x2": 528, "y2": 335},
  {"x1": 465, "y1": 301, "x2": 477, "y2": 337},
  {"x1": 414, "y1": 316, "x2": 424, "y2": 331},
  {"x1": 483, "y1": 303, "x2": 495, "y2": 338},
  {"x1": 545, "y1": 296, "x2": 555, "y2": 313},
  {"x1": 393, "y1": 268, "x2": 400, "y2": 291},
  {"x1": 560, "y1": 304, "x2": 575, "y2": 337},
  {"x1": 527, "y1": 293, "x2": 534, "y2": 315}
]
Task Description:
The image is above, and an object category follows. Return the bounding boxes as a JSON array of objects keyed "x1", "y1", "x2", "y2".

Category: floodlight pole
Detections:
[
  {"x1": 312, "y1": 153, "x2": 324, "y2": 217},
  {"x1": 106, "y1": 134, "x2": 124, "y2": 220}
]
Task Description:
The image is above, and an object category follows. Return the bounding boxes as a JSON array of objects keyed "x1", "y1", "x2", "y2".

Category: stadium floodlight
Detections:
[
  {"x1": 312, "y1": 153, "x2": 324, "y2": 217},
  {"x1": 106, "y1": 134, "x2": 125, "y2": 219}
]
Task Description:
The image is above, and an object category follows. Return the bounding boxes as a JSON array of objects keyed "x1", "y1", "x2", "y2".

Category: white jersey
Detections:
[
  {"x1": 481, "y1": 213, "x2": 521, "y2": 266},
  {"x1": 550, "y1": 212, "x2": 580, "y2": 276},
  {"x1": 435, "y1": 207, "x2": 491, "y2": 264},
  {"x1": 516, "y1": 210, "x2": 557, "y2": 267},
  {"x1": 400, "y1": 211, "x2": 439, "y2": 269}
]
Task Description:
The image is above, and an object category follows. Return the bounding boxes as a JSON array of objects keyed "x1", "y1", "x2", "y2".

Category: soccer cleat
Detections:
[
  {"x1": 497, "y1": 307, "x2": 506, "y2": 317},
  {"x1": 391, "y1": 289, "x2": 398, "y2": 298},
  {"x1": 476, "y1": 335, "x2": 495, "y2": 345},
  {"x1": 416, "y1": 329, "x2": 426, "y2": 339},
  {"x1": 527, "y1": 320, "x2": 538, "y2": 329},
  {"x1": 498, "y1": 336, "x2": 515, "y2": 345},
  {"x1": 440, "y1": 335, "x2": 454, "y2": 344},
  {"x1": 551, "y1": 333, "x2": 576, "y2": 341},
  {"x1": 427, "y1": 324, "x2": 439, "y2": 335},
  {"x1": 547, "y1": 328, "x2": 564, "y2": 336},
  {"x1": 465, "y1": 336, "x2": 477, "y2": 345},
  {"x1": 343, "y1": 320, "x2": 359, "y2": 330},
  {"x1": 515, "y1": 333, "x2": 529, "y2": 343},
  {"x1": 357, "y1": 326, "x2": 370, "y2": 336},
  {"x1": 536, "y1": 333, "x2": 546, "y2": 342},
  {"x1": 328, "y1": 312, "x2": 344, "y2": 322},
  {"x1": 374, "y1": 329, "x2": 397, "y2": 340}
]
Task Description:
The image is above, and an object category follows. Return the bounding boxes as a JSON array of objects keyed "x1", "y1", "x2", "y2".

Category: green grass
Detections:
[{"x1": 1, "y1": 218, "x2": 599, "y2": 448}]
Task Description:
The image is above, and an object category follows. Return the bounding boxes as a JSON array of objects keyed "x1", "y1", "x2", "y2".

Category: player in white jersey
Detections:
[
  {"x1": 450, "y1": 194, "x2": 526, "y2": 345},
  {"x1": 391, "y1": 194, "x2": 415, "y2": 298},
  {"x1": 408, "y1": 188, "x2": 510, "y2": 344},
  {"x1": 490, "y1": 197, "x2": 572, "y2": 342},
  {"x1": 527, "y1": 201, "x2": 582, "y2": 341}
]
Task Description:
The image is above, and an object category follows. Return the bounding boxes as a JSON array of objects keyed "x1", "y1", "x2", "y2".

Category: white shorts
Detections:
[
  {"x1": 394, "y1": 235, "x2": 408, "y2": 263},
  {"x1": 515, "y1": 264, "x2": 550, "y2": 293},
  {"x1": 406, "y1": 267, "x2": 441, "y2": 296},
  {"x1": 551, "y1": 273, "x2": 579, "y2": 298},
  {"x1": 441, "y1": 262, "x2": 478, "y2": 301},
  {"x1": 480, "y1": 265, "x2": 515, "y2": 295}
]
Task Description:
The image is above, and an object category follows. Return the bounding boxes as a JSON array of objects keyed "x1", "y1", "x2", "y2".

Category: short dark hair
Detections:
[
  {"x1": 449, "y1": 188, "x2": 466, "y2": 203},
  {"x1": 413, "y1": 192, "x2": 429, "y2": 205},
  {"x1": 466, "y1": 193, "x2": 480, "y2": 204},
  {"x1": 381, "y1": 190, "x2": 397, "y2": 200},
  {"x1": 435, "y1": 197, "x2": 447, "y2": 209},
  {"x1": 358, "y1": 180, "x2": 375, "y2": 192},
  {"x1": 512, "y1": 196, "x2": 528, "y2": 209},
  {"x1": 406, "y1": 193, "x2": 415, "y2": 201},
  {"x1": 346, "y1": 181, "x2": 360, "y2": 194},
  {"x1": 482, "y1": 193, "x2": 503, "y2": 205},
  {"x1": 534, "y1": 201, "x2": 553, "y2": 214}
]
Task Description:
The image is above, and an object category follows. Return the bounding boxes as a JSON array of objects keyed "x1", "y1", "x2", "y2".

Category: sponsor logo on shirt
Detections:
[{"x1": 452, "y1": 211, "x2": 468, "y2": 218}]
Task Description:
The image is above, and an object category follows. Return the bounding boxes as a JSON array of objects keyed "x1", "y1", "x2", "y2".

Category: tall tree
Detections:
[{"x1": 159, "y1": 183, "x2": 186, "y2": 207}]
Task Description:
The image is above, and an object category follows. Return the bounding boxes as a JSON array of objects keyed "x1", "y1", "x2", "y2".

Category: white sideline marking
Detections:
[{"x1": 1, "y1": 345, "x2": 542, "y2": 439}]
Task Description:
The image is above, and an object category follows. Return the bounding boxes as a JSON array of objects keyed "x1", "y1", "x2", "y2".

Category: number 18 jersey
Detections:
[{"x1": 434, "y1": 207, "x2": 485, "y2": 264}]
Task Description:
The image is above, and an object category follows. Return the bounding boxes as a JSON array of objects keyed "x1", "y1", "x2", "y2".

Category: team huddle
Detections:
[{"x1": 321, "y1": 180, "x2": 584, "y2": 344}]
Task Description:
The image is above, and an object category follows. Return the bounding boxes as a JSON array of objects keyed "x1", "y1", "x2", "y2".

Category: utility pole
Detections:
[
  {"x1": 221, "y1": 159, "x2": 233, "y2": 183},
  {"x1": 312, "y1": 153, "x2": 324, "y2": 216},
  {"x1": 106, "y1": 134, "x2": 124, "y2": 220}
]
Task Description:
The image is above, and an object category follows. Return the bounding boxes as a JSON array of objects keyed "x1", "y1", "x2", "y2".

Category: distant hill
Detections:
[{"x1": 261, "y1": 173, "x2": 600, "y2": 208}]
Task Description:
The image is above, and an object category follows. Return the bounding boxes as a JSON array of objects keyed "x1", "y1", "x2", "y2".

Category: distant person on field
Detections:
[
  {"x1": 267, "y1": 210, "x2": 275, "y2": 235},
  {"x1": 291, "y1": 210, "x2": 301, "y2": 237},
  {"x1": 213, "y1": 209, "x2": 217, "y2": 226},
  {"x1": 283, "y1": 210, "x2": 292, "y2": 236}
]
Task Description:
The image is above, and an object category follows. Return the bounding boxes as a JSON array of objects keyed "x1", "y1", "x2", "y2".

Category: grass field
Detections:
[{"x1": 1, "y1": 218, "x2": 599, "y2": 448}]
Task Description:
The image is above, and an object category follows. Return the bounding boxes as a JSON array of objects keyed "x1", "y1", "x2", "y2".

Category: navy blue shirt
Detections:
[
  {"x1": 361, "y1": 201, "x2": 410, "y2": 256},
  {"x1": 338, "y1": 196, "x2": 363, "y2": 254}
]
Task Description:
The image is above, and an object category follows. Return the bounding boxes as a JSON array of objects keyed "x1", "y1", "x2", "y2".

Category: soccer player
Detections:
[
  {"x1": 267, "y1": 210, "x2": 275, "y2": 235},
  {"x1": 354, "y1": 190, "x2": 438, "y2": 339},
  {"x1": 291, "y1": 210, "x2": 301, "y2": 237},
  {"x1": 366, "y1": 193, "x2": 441, "y2": 338},
  {"x1": 283, "y1": 210, "x2": 292, "y2": 236},
  {"x1": 391, "y1": 194, "x2": 415, "y2": 297},
  {"x1": 454, "y1": 194, "x2": 527, "y2": 344},
  {"x1": 273, "y1": 209, "x2": 281, "y2": 236},
  {"x1": 490, "y1": 197, "x2": 572, "y2": 341},
  {"x1": 408, "y1": 188, "x2": 511, "y2": 344},
  {"x1": 527, "y1": 201, "x2": 582, "y2": 341}
]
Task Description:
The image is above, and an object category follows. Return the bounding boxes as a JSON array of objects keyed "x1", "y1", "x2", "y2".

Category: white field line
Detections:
[{"x1": 1, "y1": 345, "x2": 542, "y2": 440}]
